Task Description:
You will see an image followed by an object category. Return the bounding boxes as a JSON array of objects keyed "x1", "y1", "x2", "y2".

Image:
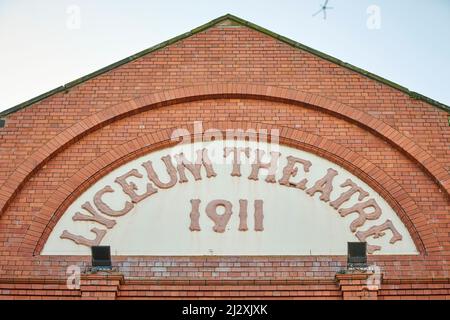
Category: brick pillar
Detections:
[
  {"x1": 335, "y1": 272, "x2": 379, "y2": 300},
  {"x1": 80, "y1": 272, "x2": 123, "y2": 300}
]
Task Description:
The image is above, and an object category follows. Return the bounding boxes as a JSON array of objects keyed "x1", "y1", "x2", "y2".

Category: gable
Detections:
[{"x1": 0, "y1": 14, "x2": 448, "y2": 118}]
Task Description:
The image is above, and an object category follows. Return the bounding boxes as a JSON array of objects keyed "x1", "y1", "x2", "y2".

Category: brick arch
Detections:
[
  {"x1": 21, "y1": 122, "x2": 435, "y2": 256},
  {"x1": 1, "y1": 84, "x2": 449, "y2": 221}
]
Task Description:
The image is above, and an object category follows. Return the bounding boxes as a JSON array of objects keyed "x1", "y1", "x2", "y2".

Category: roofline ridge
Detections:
[{"x1": 1, "y1": 13, "x2": 448, "y2": 117}]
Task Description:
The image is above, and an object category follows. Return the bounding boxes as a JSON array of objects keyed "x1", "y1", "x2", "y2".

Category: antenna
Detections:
[{"x1": 312, "y1": 0, "x2": 334, "y2": 20}]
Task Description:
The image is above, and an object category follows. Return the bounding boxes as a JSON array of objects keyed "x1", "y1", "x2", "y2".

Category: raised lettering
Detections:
[
  {"x1": 205, "y1": 199, "x2": 233, "y2": 233},
  {"x1": 238, "y1": 199, "x2": 248, "y2": 231},
  {"x1": 339, "y1": 198, "x2": 382, "y2": 232},
  {"x1": 278, "y1": 155, "x2": 312, "y2": 190},
  {"x1": 94, "y1": 185, "x2": 134, "y2": 217},
  {"x1": 224, "y1": 147, "x2": 250, "y2": 177},
  {"x1": 72, "y1": 201, "x2": 116, "y2": 229},
  {"x1": 175, "y1": 149, "x2": 217, "y2": 183},
  {"x1": 60, "y1": 228, "x2": 106, "y2": 247},
  {"x1": 329, "y1": 179, "x2": 369, "y2": 209},
  {"x1": 115, "y1": 169, "x2": 157, "y2": 204},
  {"x1": 142, "y1": 155, "x2": 177, "y2": 189},
  {"x1": 248, "y1": 149, "x2": 281, "y2": 183},
  {"x1": 254, "y1": 200, "x2": 264, "y2": 231},
  {"x1": 305, "y1": 168, "x2": 338, "y2": 202},
  {"x1": 189, "y1": 199, "x2": 201, "y2": 231},
  {"x1": 356, "y1": 219, "x2": 403, "y2": 253}
]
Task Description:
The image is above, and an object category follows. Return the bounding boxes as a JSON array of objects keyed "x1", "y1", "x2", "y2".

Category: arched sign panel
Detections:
[{"x1": 42, "y1": 140, "x2": 418, "y2": 255}]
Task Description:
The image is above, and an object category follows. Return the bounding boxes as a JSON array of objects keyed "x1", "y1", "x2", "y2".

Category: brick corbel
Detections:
[
  {"x1": 80, "y1": 272, "x2": 123, "y2": 300},
  {"x1": 335, "y1": 272, "x2": 380, "y2": 300}
]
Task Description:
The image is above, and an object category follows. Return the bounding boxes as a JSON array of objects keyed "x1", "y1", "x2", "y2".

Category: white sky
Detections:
[{"x1": 0, "y1": 0, "x2": 449, "y2": 112}]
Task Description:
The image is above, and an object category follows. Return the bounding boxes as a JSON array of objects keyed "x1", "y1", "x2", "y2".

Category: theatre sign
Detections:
[{"x1": 42, "y1": 140, "x2": 418, "y2": 256}]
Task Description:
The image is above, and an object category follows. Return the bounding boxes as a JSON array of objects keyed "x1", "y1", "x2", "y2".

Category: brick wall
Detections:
[{"x1": 0, "y1": 19, "x2": 449, "y2": 299}]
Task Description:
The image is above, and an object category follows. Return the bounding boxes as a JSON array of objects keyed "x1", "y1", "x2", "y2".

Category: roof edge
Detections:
[{"x1": 1, "y1": 13, "x2": 448, "y2": 117}]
